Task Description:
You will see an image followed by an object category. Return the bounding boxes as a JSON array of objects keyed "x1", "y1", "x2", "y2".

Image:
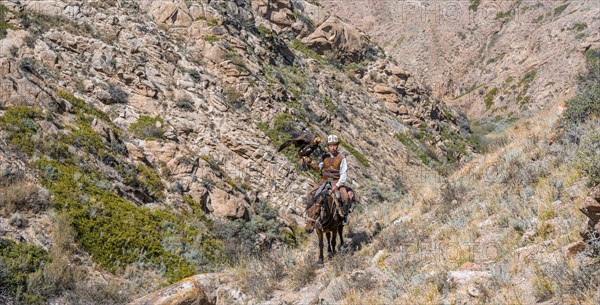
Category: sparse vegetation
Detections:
[
  {"x1": 340, "y1": 140, "x2": 369, "y2": 168},
  {"x1": 0, "y1": 239, "x2": 50, "y2": 304},
  {"x1": 129, "y1": 115, "x2": 165, "y2": 140},
  {"x1": 108, "y1": 84, "x2": 128, "y2": 104},
  {"x1": 570, "y1": 22, "x2": 588, "y2": 32},
  {"x1": 468, "y1": 0, "x2": 481, "y2": 12},
  {"x1": 0, "y1": 180, "x2": 49, "y2": 216},
  {"x1": 175, "y1": 97, "x2": 195, "y2": 111},
  {"x1": 203, "y1": 34, "x2": 219, "y2": 45},
  {"x1": 553, "y1": 3, "x2": 569, "y2": 17},
  {"x1": 291, "y1": 39, "x2": 322, "y2": 61},
  {"x1": 0, "y1": 106, "x2": 43, "y2": 156},
  {"x1": 485, "y1": 87, "x2": 498, "y2": 110},
  {"x1": 0, "y1": 4, "x2": 17, "y2": 39}
]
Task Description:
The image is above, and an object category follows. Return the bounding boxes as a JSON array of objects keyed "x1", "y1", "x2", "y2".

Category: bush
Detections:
[
  {"x1": 0, "y1": 239, "x2": 50, "y2": 304},
  {"x1": 564, "y1": 50, "x2": 600, "y2": 125},
  {"x1": 36, "y1": 159, "x2": 226, "y2": 282},
  {"x1": 108, "y1": 84, "x2": 128, "y2": 104},
  {"x1": 291, "y1": 39, "x2": 322, "y2": 61},
  {"x1": 215, "y1": 200, "x2": 288, "y2": 259},
  {"x1": 0, "y1": 180, "x2": 49, "y2": 216},
  {"x1": 340, "y1": 140, "x2": 369, "y2": 168},
  {"x1": 129, "y1": 115, "x2": 164, "y2": 140},
  {"x1": 175, "y1": 97, "x2": 195, "y2": 112},
  {"x1": 485, "y1": 87, "x2": 498, "y2": 110},
  {"x1": 237, "y1": 255, "x2": 284, "y2": 300},
  {"x1": 468, "y1": 0, "x2": 481, "y2": 11},
  {"x1": 577, "y1": 129, "x2": 600, "y2": 185},
  {"x1": 188, "y1": 69, "x2": 201, "y2": 83},
  {"x1": 533, "y1": 276, "x2": 554, "y2": 302},
  {"x1": 27, "y1": 213, "x2": 78, "y2": 299},
  {"x1": 0, "y1": 106, "x2": 43, "y2": 156}
]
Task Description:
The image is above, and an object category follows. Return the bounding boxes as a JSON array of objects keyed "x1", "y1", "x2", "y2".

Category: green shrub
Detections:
[
  {"x1": 256, "y1": 25, "x2": 274, "y2": 38},
  {"x1": 36, "y1": 159, "x2": 225, "y2": 282},
  {"x1": 564, "y1": 50, "x2": 600, "y2": 125},
  {"x1": 57, "y1": 88, "x2": 109, "y2": 121},
  {"x1": 0, "y1": 106, "x2": 43, "y2": 156},
  {"x1": 322, "y1": 97, "x2": 336, "y2": 112},
  {"x1": 0, "y1": 239, "x2": 50, "y2": 304},
  {"x1": 107, "y1": 85, "x2": 128, "y2": 104},
  {"x1": 175, "y1": 97, "x2": 195, "y2": 111},
  {"x1": 468, "y1": 0, "x2": 481, "y2": 11},
  {"x1": 123, "y1": 164, "x2": 165, "y2": 200},
  {"x1": 484, "y1": 87, "x2": 498, "y2": 110},
  {"x1": 129, "y1": 115, "x2": 164, "y2": 140},
  {"x1": 571, "y1": 23, "x2": 588, "y2": 32},
  {"x1": 188, "y1": 69, "x2": 201, "y2": 83},
  {"x1": 577, "y1": 130, "x2": 600, "y2": 186},
  {"x1": 0, "y1": 4, "x2": 17, "y2": 39},
  {"x1": 203, "y1": 35, "x2": 219, "y2": 44},
  {"x1": 340, "y1": 140, "x2": 369, "y2": 168},
  {"x1": 554, "y1": 3, "x2": 569, "y2": 16},
  {"x1": 396, "y1": 132, "x2": 434, "y2": 166},
  {"x1": 533, "y1": 277, "x2": 554, "y2": 302},
  {"x1": 215, "y1": 200, "x2": 289, "y2": 259},
  {"x1": 291, "y1": 39, "x2": 322, "y2": 61}
]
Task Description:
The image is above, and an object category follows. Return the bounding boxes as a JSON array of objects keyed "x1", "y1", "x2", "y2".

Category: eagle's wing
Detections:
[{"x1": 277, "y1": 131, "x2": 314, "y2": 152}]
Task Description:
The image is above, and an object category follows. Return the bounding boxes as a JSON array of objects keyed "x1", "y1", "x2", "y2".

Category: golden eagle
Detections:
[{"x1": 278, "y1": 131, "x2": 323, "y2": 170}]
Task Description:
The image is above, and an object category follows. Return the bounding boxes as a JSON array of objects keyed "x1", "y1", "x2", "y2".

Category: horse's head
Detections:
[{"x1": 305, "y1": 198, "x2": 322, "y2": 234}]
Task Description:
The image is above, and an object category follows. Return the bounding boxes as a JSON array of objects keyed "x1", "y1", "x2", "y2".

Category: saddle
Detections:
[{"x1": 307, "y1": 180, "x2": 357, "y2": 216}]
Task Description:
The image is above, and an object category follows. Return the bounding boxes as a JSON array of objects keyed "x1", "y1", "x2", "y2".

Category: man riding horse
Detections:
[{"x1": 306, "y1": 134, "x2": 351, "y2": 225}]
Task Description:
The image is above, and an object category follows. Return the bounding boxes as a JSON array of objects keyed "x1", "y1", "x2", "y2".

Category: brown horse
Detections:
[{"x1": 305, "y1": 182, "x2": 344, "y2": 265}]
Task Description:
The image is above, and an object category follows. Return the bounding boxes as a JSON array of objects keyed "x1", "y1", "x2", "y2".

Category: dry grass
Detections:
[
  {"x1": 27, "y1": 212, "x2": 78, "y2": 298},
  {"x1": 287, "y1": 251, "x2": 318, "y2": 290},
  {"x1": 0, "y1": 180, "x2": 49, "y2": 216},
  {"x1": 234, "y1": 252, "x2": 286, "y2": 300}
]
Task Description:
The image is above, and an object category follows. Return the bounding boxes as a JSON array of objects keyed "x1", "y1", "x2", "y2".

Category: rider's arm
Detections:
[{"x1": 336, "y1": 158, "x2": 347, "y2": 187}]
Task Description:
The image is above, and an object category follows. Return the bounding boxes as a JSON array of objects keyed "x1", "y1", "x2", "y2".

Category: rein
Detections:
[{"x1": 306, "y1": 191, "x2": 338, "y2": 230}]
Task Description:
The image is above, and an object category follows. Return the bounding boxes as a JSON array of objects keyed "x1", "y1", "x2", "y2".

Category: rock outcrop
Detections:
[
  {"x1": 580, "y1": 185, "x2": 600, "y2": 244},
  {"x1": 303, "y1": 15, "x2": 373, "y2": 63}
]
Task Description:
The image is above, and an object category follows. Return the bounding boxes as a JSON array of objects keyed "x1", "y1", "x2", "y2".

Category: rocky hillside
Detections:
[
  {"x1": 323, "y1": 0, "x2": 600, "y2": 119},
  {"x1": 131, "y1": 47, "x2": 600, "y2": 305},
  {"x1": 0, "y1": 0, "x2": 481, "y2": 303}
]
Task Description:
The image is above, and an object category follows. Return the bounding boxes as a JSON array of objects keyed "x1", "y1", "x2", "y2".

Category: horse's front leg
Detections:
[
  {"x1": 326, "y1": 232, "x2": 333, "y2": 259},
  {"x1": 331, "y1": 229, "x2": 337, "y2": 258},
  {"x1": 338, "y1": 225, "x2": 344, "y2": 252},
  {"x1": 317, "y1": 230, "x2": 324, "y2": 265}
]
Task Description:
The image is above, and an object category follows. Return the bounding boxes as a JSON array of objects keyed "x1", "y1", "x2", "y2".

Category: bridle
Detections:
[{"x1": 305, "y1": 182, "x2": 338, "y2": 230}]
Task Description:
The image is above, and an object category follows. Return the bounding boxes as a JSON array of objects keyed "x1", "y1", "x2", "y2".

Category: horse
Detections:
[{"x1": 305, "y1": 181, "x2": 344, "y2": 265}]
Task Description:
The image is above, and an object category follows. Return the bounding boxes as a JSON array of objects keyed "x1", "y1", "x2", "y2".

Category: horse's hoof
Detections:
[{"x1": 317, "y1": 260, "x2": 324, "y2": 268}]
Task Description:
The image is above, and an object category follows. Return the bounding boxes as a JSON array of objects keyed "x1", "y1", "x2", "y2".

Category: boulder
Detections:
[
  {"x1": 303, "y1": 15, "x2": 371, "y2": 63},
  {"x1": 374, "y1": 84, "x2": 396, "y2": 94},
  {"x1": 128, "y1": 276, "x2": 211, "y2": 305},
  {"x1": 206, "y1": 188, "x2": 249, "y2": 219},
  {"x1": 579, "y1": 185, "x2": 600, "y2": 242},
  {"x1": 253, "y1": 0, "x2": 295, "y2": 28},
  {"x1": 143, "y1": 0, "x2": 193, "y2": 27},
  {"x1": 25, "y1": 0, "x2": 66, "y2": 17}
]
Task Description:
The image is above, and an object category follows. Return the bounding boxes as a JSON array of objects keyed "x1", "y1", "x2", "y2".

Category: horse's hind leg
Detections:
[
  {"x1": 337, "y1": 225, "x2": 344, "y2": 252},
  {"x1": 317, "y1": 230, "x2": 324, "y2": 265}
]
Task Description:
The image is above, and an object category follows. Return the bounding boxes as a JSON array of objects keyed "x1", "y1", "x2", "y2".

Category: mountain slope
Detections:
[
  {"x1": 0, "y1": 0, "x2": 477, "y2": 303},
  {"x1": 323, "y1": 0, "x2": 600, "y2": 119}
]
